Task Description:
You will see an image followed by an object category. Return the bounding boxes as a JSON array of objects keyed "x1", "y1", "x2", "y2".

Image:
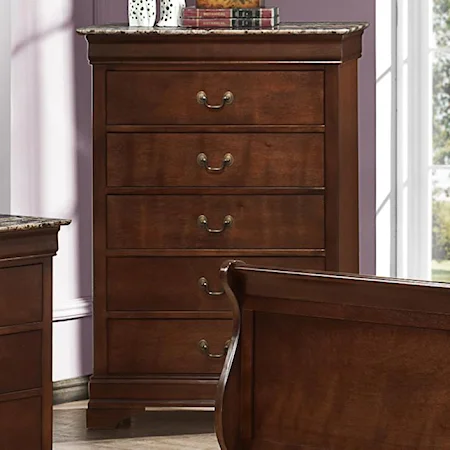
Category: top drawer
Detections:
[
  {"x1": 106, "y1": 71, "x2": 324, "y2": 126},
  {"x1": 0, "y1": 264, "x2": 43, "y2": 327}
]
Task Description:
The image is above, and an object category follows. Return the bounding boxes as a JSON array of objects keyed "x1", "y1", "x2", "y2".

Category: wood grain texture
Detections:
[
  {"x1": 107, "y1": 195, "x2": 325, "y2": 249},
  {"x1": 85, "y1": 29, "x2": 363, "y2": 426},
  {"x1": 324, "y1": 61, "x2": 359, "y2": 273},
  {"x1": 0, "y1": 264, "x2": 42, "y2": 327},
  {"x1": 92, "y1": 66, "x2": 109, "y2": 377},
  {"x1": 106, "y1": 71, "x2": 324, "y2": 125},
  {"x1": 86, "y1": 34, "x2": 362, "y2": 64},
  {"x1": 0, "y1": 331, "x2": 42, "y2": 394},
  {"x1": 0, "y1": 226, "x2": 63, "y2": 449},
  {"x1": 107, "y1": 133, "x2": 324, "y2": 188},
  {"x1": 107, "y1": 319, "x2": 233, "y2": 374},
  {"x1": 216, "y1": 261, "x2": 450, "y2": 450},
  {"x1": 0, "y1": 228, "x2": 58, "y2": 260},
  {"x1": 89, "y1": 376, "x2": 220, "y2": 402},
  {"x1": 0, "y1": 396, "x2": 42, "y2": 450},
  {"x1": 107, "y1": 256, "x2": 325, "y2": 312}
]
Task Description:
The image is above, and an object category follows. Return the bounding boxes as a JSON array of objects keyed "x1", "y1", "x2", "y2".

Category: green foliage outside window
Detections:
[{"x1": 431, "y1": 0, "x2": 450, "y2": 269}]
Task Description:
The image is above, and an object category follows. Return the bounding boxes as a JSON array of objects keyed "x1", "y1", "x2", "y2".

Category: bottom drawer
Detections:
[
  {"x1": 108, "y1": 319, "x2": 232, "y2": 375},
  {"x1": 0, "y1": 396, "x2": 41, "y2": 449},
  {"x1": 107, "y1": 256, "x2": 325, "y2": 311}
]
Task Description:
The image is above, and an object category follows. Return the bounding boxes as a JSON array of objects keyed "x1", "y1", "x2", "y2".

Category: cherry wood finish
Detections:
[
  {"x1": 107, "y1": 195, "x2": 325, "y2": 249},
  {"x1": 108, "y1": 319, "x2": 233, "y2": 374},
  {"x1": 0, "y1": 397, "x2": 42, "y2": 450},
  {"x1": 217, "y1": 261, "x2": 450, "y2": 450},
  {"x1": 0, "y1": 226, "x2": 64, "y2": 450},
  {"x1": 107, "y1": 256, "x2": 325, "y2": 312},
  {"x1": 82, "y1": 28, "x2": 365, "y2": 429},
  {"x1": 0, "y1": 331, "x2": 42, "y2": 394},
  {"x1": 106, "y1": 71, "x2": 324, "y2": 125},
  {"x1": 0, "y1": 264, "x2": 43, "y2": 327},
  {"x1": 106, "y1": 133, "x2": 324, "y2": 188}
]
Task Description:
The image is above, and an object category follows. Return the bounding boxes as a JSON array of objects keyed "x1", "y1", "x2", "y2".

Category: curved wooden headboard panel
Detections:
[
  {"x1": 215, "y1": 260, "x2": 450, "y2": 450},
  {"x1": 215, "y1": 260, "x2": 246, "y2": 450}
]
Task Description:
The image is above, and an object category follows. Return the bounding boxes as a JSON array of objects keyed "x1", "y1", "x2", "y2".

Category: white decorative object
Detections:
[
  {"x1": 157, "y1": 0, "x2": 186, "y2": 27},
  {"x1": 128, "y1": 0, "x2": 157, "y2": 27}
]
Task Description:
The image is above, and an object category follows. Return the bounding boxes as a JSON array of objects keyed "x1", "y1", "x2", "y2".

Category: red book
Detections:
[
  {"x1": 183, "y1": 6, "x2": 279, "y2": 18},
  {"x1": 182, "y1": 17, "x2": 280, "y2": 28}
]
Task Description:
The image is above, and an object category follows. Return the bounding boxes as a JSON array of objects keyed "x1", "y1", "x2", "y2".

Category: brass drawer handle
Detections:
[
  {"x1": 198, "y1": 277, "x2": 224, "y2": 296},
  {"x1": 197, "y1": 153, "x2": 234, "y2": 174},
  {"x1": 196, "y1": 90, "x2": 234, "y2": 110},
  {"x1": 197, "y1": 215, "x2": 233, "y2": 234},
  {"x1": 198, "y1": 339, "x2": 231, "y2": 359}
]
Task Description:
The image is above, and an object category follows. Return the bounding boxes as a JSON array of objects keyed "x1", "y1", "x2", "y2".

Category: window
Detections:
[
  {"x1": 431, "y1": 0, "x2": 450, "y2": 281},
  {"x1": 377, "y1": 0, "x2": 450, "y2": 281}
]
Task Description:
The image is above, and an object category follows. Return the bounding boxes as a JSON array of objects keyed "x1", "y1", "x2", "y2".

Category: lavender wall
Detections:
[
  {"x1": 0, "y1": 0, "x2": 10, "y2": 214},
  {"x1": 11, "y1": 0, "x2": 94, "y2": 381},
  {"x1": 94, "y1": 0, "x2": 376, "y2": 274}
]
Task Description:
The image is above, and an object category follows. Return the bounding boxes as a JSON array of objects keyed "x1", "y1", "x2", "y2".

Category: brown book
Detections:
[
  {"x1": 182, "y1": 17, "x2": 279, "y2": 28},
  {"x1": 196, "y1": 0, "x2": 264, "y2": 9},
  {"x1": 183, "y1": 6, "x2": 278, "y2": 18}
]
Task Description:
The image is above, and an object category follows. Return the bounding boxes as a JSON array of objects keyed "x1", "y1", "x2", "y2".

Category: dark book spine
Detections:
[
  {"x1": 183, "y1": 7, "x2": 279, "y2": 18},
  {"x1": 182, "y1": 17, "x2": 279, "y2": 27}
]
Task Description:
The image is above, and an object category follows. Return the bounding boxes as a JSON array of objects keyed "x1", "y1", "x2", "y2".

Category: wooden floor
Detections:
[{"x1": 53, "y1": 401, "x2": 220, "y2": 449}]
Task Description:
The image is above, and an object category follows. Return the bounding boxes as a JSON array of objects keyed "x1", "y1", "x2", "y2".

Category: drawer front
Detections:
[
  {"x1": 107, "y1": 256, "x2": 326, "y2": 311},
  {"x1": 107, "y1": 133, "x2": 324, "y2": 188},
  {"x1": 0, "y1": 331, "x2": 42, "y2": 394},
  {"x1": 0, "y1": 264, "x2": 42, "y2": 327},
  {"x1": 0, "y1": 397, "x2": 41, "y2": 450},
  {"x1": 107, "y1": 195, "x2": 325, "y2": 249},
  {"x1": 108, "y1": 319, "x2": 233, "y2": 374},
  {"x1": 106, "y1": 71, "x2": 324, "y2": 125}
]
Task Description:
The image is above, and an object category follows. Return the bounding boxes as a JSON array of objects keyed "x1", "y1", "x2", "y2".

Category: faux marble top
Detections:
[
  {"x1": 76, "y1": 22, "x2": 369, "y2": 36},
  {"x1": 0, "y1": 214, "x2": 71, "y2": 233}
]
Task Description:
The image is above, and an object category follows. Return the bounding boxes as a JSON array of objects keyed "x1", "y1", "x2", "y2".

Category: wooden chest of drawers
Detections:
[
  {"x1": 0, "y1": 215, "x2": 68, "y2": 449},
  {"x1": 78, "y1": 22, "x2": 368, "y2": 429}
]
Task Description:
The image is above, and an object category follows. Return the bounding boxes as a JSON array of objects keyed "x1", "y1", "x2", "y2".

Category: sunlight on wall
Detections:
[
  {"x1": 0, "y1": 0, "x2": 10, "y2": 213},
  {"x1": 12, "y1": 0, "x2": 94, "y2": 381},
  {"x1": 11, "y1": 0, "x2": 79, "y2": 305}
]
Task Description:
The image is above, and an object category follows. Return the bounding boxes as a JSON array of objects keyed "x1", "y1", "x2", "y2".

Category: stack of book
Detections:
[{"x1": 182, "y1": 3, "x2": 280, "y2": 29}]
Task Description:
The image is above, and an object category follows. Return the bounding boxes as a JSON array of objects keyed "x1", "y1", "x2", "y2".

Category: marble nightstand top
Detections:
[
  {"x1": 77, "y1": 22, "x2": 369, "y2": 36},
  {"x1": 0, "y1": 214, "x2": 71, "y2": 233}
]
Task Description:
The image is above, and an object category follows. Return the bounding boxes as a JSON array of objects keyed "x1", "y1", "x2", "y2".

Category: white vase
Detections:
[
  {"x1": 157, "y1": 0, "x2": 186, "y2": 27},
  {"x1": 128, "y1": 0, "x2": 157, "y2": 26}
]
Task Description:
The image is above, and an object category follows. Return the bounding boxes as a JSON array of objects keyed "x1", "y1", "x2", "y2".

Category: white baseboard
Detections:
[{"x1": 53, "y1": 297, "x2": 93, "y2": 321}]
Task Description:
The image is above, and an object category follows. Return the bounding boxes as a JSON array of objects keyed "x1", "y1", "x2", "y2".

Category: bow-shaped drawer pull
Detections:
[
  {"x1": 196, "y1": 90, "x2": 234, "y2": 110},
  {"x1": 197, "y1": 215, "x2": 233, "y2": 234},
  {"x1": 198, "y1": 277, "x2": 224, "y2": 296},
  {"x1": 198, "y1": 339, "x2": 231, "y2": 359},
  {"x1": 197, "y1": 153, "x2": 234, "y2": 174}
]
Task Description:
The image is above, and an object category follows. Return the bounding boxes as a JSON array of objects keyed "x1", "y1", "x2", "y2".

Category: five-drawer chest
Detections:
[{"x1": 78, "y1": 22, "x2": 368, "y2": 429}]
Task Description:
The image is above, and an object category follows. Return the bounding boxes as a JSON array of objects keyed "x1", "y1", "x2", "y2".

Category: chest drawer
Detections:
[
  {"x1": 107, "y1": 256, "x2": 326, "y2": 312},
  {"x1": 0, "y1": 264, "x2": 43, "y2": 327},
  {"x1": 108, "y1": 319, "x2": 232, "y2": 375},
  {"x1": 107, "y1": 133, "x2": 324, "y2": 188},
  {"x1": 106, "y1": 71, "x2": 324, "y2": 125},
  {"x1": 107, "y1": 195, "x2": 324, "y2": 250},
  {"x1": 0, "y1": 331, "x2": 42, "y2": 394},
  {"x1": 0, "y1": 397, "x2": 41, "y2": 450}
]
